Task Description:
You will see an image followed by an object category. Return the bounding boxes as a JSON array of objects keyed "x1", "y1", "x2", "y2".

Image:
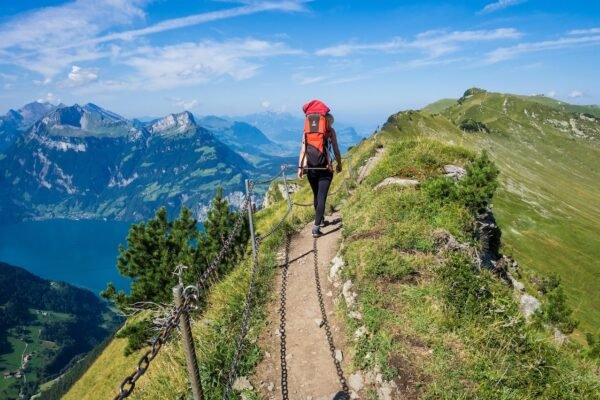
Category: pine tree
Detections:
[
  {"x1": 101, "y1": 206, "x2": 198, "y2": 310},
  {"x1": 191, "y1": 186, "x2": 249, "y2": 282}
]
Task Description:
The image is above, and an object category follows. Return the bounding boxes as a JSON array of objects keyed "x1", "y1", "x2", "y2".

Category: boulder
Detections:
[
  {"x1": 443, "y1": 164, "x2": 466, "y2": 180},
  {"x1": 520, "y1": 293, "x2": 541, "y2": 318},
  {"x1": 375, "y1": 177, "x2": 419, "y2": 189},
  {"x1": 342, "y1": 280, "x2": 357, "y2": 308}
]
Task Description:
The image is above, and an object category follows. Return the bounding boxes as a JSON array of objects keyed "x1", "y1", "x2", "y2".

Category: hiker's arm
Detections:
[
  {"x1": 330, "y1": 129, "x2": 343, "y2": 173},
  {"x1": 298, "y1": 135, "x2": 306, "y2": 179}
]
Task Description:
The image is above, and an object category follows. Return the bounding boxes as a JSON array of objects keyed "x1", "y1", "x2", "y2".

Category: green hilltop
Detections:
[{"x1": 412, "y1": 88, "x2": 599, "y2": 335}]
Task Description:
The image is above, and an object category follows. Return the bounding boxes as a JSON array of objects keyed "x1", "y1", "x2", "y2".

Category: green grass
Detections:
[
  {"x1": 339, "y1": 134, "x2": 600, "y2": 398},
  {"x1": 390, "y1": 90, "x2": 600, "y2": 336},
  {"x1": 422, "y1": 98, "x2": 457, "y2": 114}
]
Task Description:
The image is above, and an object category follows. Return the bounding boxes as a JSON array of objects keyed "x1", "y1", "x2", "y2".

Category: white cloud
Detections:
[
  {"x1": 568, "y1": 91, "x2": 584, "y2": 98},
  {"x1": 174, "y1": 98, "x2": 199, "y2": 110},
  {"x1": 65, "y1": 65, "x2": 99, "y2": 85},
  {"x1": 123, "y1": 39, "x2": 300, "y2": 89},
  {"x1": 292, "y1": 73, "x2": 328, "y2": 85},
  {"x1": 486, "y1": 34, "x2": 600, "y2": 63},
  {"x1": 0, "y1": 0, "x2": 306, "y2": 79},
  {"x1": 37, "y1": 92, "x2": 61, "y2": 105},
  {"x1": 546, "y1": 90, "x2": 556, "y2": 98},
  {"x1": 316, "y1": 28, "x2": 522, "y2": 58},
  {"x1": 33, "y1": 77, "x2": 53, "y2": 86},
  {"x1": 261, "y1": 100, "x2": 271, "y2": 108},
  {"x1": 568, "y1": 28, "x2": 600, "y2": 35},
  {"x1": 0, "y1": 72, "x2": 17, "y2": 81},
  {"x1": 479, "y1": 0, "x2": 526, "y2": 14}
]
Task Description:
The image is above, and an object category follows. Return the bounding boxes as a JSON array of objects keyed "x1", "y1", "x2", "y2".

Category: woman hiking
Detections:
[{"x1": 297, "y1": 100, "x2": 343, "y2": 238}]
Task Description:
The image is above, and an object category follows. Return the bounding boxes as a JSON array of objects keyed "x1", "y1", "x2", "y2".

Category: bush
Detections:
[
  {"x1": 585, "y1": 331, "x2": 600, "y2": 358},
  {"x1": 459, "y1": 118, "x2": 490, "y2": 133},
  {"x1": 456, "y1": 151, "x2": 499, "y2": 211},
  {"x1": 533, "y1": 278, "x2": 579, "y2": 334},
  {"x1": 422, "y1": 176, "x2": 456, "y2": 201}
]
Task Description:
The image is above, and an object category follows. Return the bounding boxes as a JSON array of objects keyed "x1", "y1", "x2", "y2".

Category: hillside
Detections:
[
  {"x1": 0, "y1": 262, "x2": 120, "y2": 399},
  {"x1": 413, "y1": 88, "x2": 600, "y2": 335},
  {"x1": 64, "y1": 90, "x2": 599, "y2": 399}
]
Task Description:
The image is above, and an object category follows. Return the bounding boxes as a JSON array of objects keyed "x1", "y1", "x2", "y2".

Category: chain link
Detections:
[
  {"x1": 313, "y1": 237, "x2": 349, "y2": 395},
  {"x1": 113, "y1": 187, "x2": 253, "y2": 400},
  {"x1": 278, "y1": 233, "x2": 291, "y2": 399},
  {"x1": 223, "y1": 196, "x2": 262, "y2": 399}
]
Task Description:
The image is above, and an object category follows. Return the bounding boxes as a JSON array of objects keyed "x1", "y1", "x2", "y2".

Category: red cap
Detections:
[{"x1": 302, "y1": 99, "x2": 330, "y2": 115}]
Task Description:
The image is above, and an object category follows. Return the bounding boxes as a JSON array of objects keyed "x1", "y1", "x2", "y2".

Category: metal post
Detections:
[
  {"x1": 281, "y1": 166, "x2": 293, "y2": 209},
  {"x1": 245, "y1": 179, "x2": 258, "y2": 260},
  {"x1": 173, "y1": 285, "x2": 204, "y2": 400}
]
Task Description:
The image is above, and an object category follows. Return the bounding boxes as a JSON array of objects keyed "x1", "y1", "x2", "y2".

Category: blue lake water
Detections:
[{"x1": 0, "y1": 219, "x2": 133, "y2": 295}]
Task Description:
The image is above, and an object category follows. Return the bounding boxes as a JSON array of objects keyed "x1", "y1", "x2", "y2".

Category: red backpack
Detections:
[{"x1": 302, "y1": 100, "x2": 331, "y2": 168}]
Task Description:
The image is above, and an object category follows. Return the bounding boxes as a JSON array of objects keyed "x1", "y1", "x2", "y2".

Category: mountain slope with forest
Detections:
[
  {"x1": 0, "y1": 104, "x2": 254, "y2": 223},
  {"x1": 0, "y1": 262, "x2": 120, "y2": 399}
]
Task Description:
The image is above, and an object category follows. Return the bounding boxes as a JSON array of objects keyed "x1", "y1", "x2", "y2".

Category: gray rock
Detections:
[
  {"x1": 520, "y1": 293, "x2": 541, "y2": 318},
  {"x1": 348, "y1": 372, "x2": 364, "y2": 392},
  {"x1": 315, "y1": 319, "x2": 324, "y2": 328},
  {"x1": 233, "y1": 376, "x2": 253, "y2": 391},
  {"x1": 443, "y1": 164, "x2": 466, "y2": 180},
  {"x1": 267, "y1": 382, "x2": 274, "y2": 392},
  {"x1": 335, "y1": 349, "x2": 343, "y2": 362},
  {"x1": 342, "y1": 280, "x2": 357, "y2": 308},
  {"x1": 349, "y1": 310, "x2": 363, "y2": 320},
  {"x1": 329, "y1": 255, "x2": 344, "y2": 279},
  {"x1": 377, "y1": 381, "x2": 397, "y2": 400},
  {"x1": 355, "y1": 326, "x2": 368, "y2": 341},
  {"x1": 375, "y1": 177, "x2": 419, "y2": 189}
]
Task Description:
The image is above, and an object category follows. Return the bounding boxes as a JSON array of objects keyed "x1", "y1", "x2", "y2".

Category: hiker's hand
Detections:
[
  {"x1": 297, "y1": 167, "x2": 304, "y2": 179},
  {"x1": 336, "y1": 163, "x2": 343, "y2": 173}
]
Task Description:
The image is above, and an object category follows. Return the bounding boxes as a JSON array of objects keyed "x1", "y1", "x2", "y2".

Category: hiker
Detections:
[{"x1": 297, "y1": 100, "x2": 342, "y2": 238}]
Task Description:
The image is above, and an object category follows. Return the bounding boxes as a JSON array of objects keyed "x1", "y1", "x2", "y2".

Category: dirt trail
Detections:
[{"x1": 252, "y1": 212, "x2": 349, "y2": 400}]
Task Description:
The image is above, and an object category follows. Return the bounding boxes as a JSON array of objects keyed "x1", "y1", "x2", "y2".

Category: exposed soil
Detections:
[{"x1": 251, "y1": 212, "x2": 350, "y2": 400}]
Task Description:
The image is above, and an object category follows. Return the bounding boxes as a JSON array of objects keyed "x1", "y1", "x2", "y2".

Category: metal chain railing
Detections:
[
  {"x1": 313, "y1": 237, "x2": 349, "y2": 395},
  {"x1": 112, "y1": 153, "x2": 356, "y2": 399},
  {"x1": 113, "y1": 186, "x2": 253, "y2": 400},
  {"x1": 222, "y1": 229, "x2": 262, "y2": 399},
  {"x1": 278, "y1": 233, "x2": 291, "y2": 400}
]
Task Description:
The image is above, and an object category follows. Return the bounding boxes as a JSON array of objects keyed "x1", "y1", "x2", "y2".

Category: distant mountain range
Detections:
[{"x1": 0, "y1": 102, "x2": 363, "y2": 223}]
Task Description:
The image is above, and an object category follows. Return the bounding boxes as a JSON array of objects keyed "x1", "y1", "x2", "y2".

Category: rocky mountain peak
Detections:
[{"x1": 148, "y1": 111, "x2": 196, "y2": 136}]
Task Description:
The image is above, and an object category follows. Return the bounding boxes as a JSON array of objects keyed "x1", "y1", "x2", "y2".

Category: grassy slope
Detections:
[
  {"x1": 64, "y1": 170, "x2": 353, "y2": 400},
  {"x1": 518, "y1": 95, "x2": 600, "y2": 118},
  {"x1": 339, "y1": 130, "x2": 599, "y2": 398},
  {"x1": 391, "y1": 90, "x2": 600, "y2": 335},
  {"x1": 421, "y1": 98, "x2": 457, "y2": 114}
]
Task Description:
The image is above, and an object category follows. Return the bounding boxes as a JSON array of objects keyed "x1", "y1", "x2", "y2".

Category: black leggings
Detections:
[{"x1": 307, "y1": 170, "x2": 332, "y2": 226}]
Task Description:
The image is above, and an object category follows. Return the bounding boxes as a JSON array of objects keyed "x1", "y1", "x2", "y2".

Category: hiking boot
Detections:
[
  {"x1": 312, "y1": 225, "x2": 323, "y2": 238},
  {"x1": 319, "y1": 218, "x2": 328, "y2": 228}
]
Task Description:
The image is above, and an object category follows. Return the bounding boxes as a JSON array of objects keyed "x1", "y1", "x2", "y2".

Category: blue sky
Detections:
[{"x1": 0, "y1": 0, "x2": 599, "y2": 132}]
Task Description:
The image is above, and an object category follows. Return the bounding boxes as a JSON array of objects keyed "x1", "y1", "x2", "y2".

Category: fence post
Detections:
[
  {"x1": 245, "y1": 179, "x2": 258, "y2": 260},
  {"x1": 173, "y1": 285, "x2": 204, "y2": 400},
  {"x1": 280, "y1": 166, "x2": 293, "y2": 209}
]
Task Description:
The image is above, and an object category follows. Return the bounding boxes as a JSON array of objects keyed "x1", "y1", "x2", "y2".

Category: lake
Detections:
[{"x1": 0, "y1": 219, "x2": 132, "y2": 295}]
